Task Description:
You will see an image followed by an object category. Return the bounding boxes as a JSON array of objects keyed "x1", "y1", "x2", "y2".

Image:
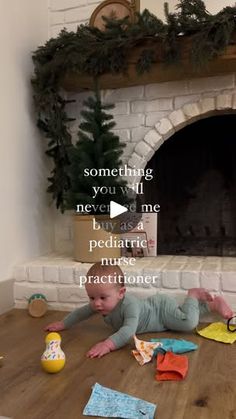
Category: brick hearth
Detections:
[{"x1": 14, "y1": 255, "x2": 236, "y2": 317}]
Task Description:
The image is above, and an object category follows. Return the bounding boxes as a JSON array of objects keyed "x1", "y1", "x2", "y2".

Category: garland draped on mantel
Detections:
[{"x1": 31, "y1": 0, "x2": 236, "y2": 212}]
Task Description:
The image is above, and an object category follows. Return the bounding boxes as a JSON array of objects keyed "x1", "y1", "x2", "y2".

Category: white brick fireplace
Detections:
[
  {"x1": 12, "y1": 1, "x2": 236, "y2": 314},
  {"x1": 14, "y1": 74, "x2": 236, "y2": 315}
]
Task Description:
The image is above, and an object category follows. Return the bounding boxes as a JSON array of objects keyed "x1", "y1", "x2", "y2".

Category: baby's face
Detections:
[{"x1": 85, "y1": 282, "x2": 125, "y2": 315}]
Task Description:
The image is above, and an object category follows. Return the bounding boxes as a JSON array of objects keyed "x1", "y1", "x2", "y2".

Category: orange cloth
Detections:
[
  {"x1": 155, "y1": 352, "x2": 188, "y2": 381},
  {"x1": 132, "y1": 335, "x2": 162, "y2": 366}
]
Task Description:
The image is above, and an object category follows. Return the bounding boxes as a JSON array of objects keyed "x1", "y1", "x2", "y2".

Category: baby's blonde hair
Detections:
[{"x1": 86, "y1": 262, "x2": 124, "y2": 287}]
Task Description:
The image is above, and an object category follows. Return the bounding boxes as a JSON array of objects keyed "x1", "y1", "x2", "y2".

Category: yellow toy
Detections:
[{"x1": 41, "y1": 332, "x2": 65, "y2": 373}]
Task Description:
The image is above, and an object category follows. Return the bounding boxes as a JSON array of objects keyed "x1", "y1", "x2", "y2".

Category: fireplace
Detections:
[{"x1": 143, "y1": 114, "x2": 236, "y2": 256}]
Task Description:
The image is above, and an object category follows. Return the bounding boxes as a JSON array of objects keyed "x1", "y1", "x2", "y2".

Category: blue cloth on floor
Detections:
[
  {"x1": 151, "y1": 338, "x2": 198, "y2": 356},
  {"x1": 83, "y1": 382, "x2": 157, "y2": 418}
]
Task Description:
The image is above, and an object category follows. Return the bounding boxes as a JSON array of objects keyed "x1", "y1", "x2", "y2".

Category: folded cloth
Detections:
[
  {"x1": 83, "y1": 382, "x2": 157, "y2": 418},
  {"x1": 132, "y1": 335, "x2": 163, "y2": 366},
  {"x1": 155, "y1": 352, "x2": 188, "y2": 381},
  {"x1": 197, "y1": 322, "x2": 236, "y2": 344},
  {"x1": 150, "y1": 338, "x2": 198, "y2": 355}
]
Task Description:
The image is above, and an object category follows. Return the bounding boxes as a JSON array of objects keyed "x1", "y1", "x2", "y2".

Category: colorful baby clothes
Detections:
[
  {"x1": 197, "y1": 322, "x2": 236, "y2": 344},
  {"x1": 83, "y1": 382, "x2": 157, "y2": 418},
  {"x1": 151, "y1": 338, "x2": 198, "y2": 355},
  {"x1": 132, "y1": 335, "x2": 163, "y2": 365},
  {"x1": 155, "y1": 352, "x2": 188, "y2": 381}
]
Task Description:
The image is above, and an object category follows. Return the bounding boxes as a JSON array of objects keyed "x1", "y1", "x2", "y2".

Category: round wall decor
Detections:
[{"x1": 89, "y1": 0, "x2": 135, "y2": 30}]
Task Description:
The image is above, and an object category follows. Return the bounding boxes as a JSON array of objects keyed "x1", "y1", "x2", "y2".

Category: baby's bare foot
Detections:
[
  {"x1": 188, "y1": 288, "x2": 213, "y2": 302},
  {"x1": 208, "y1": 296, "x2": 234, "y2": 319}
]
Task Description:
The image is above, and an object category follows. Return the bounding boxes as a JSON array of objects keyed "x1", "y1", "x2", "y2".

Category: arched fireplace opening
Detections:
[{"x1": 143, "y1": 114, "x2": 236, "y2": 256}]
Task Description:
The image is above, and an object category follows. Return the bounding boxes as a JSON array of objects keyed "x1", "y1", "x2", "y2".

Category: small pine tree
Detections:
[{"x1": 65, "y1": 90, "x2": 130, "y2": 212}]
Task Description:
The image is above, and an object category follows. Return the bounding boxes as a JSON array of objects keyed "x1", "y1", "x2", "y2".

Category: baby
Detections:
[{"x1": 45, "y1": 262, "x2": 233, "y2": 358}]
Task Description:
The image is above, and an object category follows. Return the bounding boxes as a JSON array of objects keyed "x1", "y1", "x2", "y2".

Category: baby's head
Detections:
[{"x1": 85, "y1": 262, "x2": 126, "y2": 315}]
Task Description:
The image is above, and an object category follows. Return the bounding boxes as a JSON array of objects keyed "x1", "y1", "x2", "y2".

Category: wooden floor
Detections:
[{"x1": 1, "y1": 309, "x2": 236, "y2": 419}]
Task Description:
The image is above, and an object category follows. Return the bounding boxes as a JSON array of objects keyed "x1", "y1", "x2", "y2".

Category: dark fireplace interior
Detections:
[{"x1": 143, "y1": 114, "x2": 236, "y2": 256}]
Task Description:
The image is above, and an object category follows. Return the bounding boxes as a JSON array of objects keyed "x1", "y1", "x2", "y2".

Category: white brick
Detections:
[
  {"x1": 131, "y1": 98, "x2": 173, "y2": 113},
  {"x1": 151, "y1": 280, "x2": 161, "y2": 288},
  {"x1": 112, "y1": 129, "x2": 130, "y2": 142},
  {"x1": 189, "y1": 75, "x2": 234, "y2": 94},
  {"x1": 202, "y1": 91, "x2": 220, "y2": 99},
  {"x1": 198, "y1": 97, "x2": 216, "y2": 114},
  {"x1": 171, "y1": 256, "x2": 189, "y2": 263},
  {"x1": 162, "y1": 271, "x2": 180, "y2": 288},
  {"x1": 103, "y1": 86, "x2": 144, "y2": 102},
  {"x1": 201, "y1": 260, "x2": 222, "y2": 270},
  {"x1": 174, "y1": 94, "x2": 201, "y2": 109},
  {"x1": 181, "y1": 271, "x2": 200, "y2": 289},
  {"x1": 74, "y1": 263, "x2": 93, "y2": 284},
  {"x1": 216, "y1": 93, "x2": 233, "y2": 110},
  {"x1": 43, "y1": 266, "x2": 60, "y2": 283},
  {"x1": 59, "y1": 266, "x2": 76, "y2": 283},
  {"x1": 166, "y1": 262, "x2": 187, "y2": 270},
  {"x1": 58, "y1": 286, "x2": 88, "y2": 303},
  {"x1": 50, "y1": 0, "x2": 86, "y2": 10},
  {"x1": 183, "y1": 263, "x2": 203, "y2": 272},
  {"x1": 112, "y1": 102, "x2": 129, "y2": 115},
  {"x1": 122, "y1": 266, "x2": 150, "y2": 288},
  {"x1": 14, "y1": 265, "x2": 28, "y2": 282},
  {"x1": 144, "y1": 129, "x2": 164, "y2": 151},
  {"x1": 146, "y1": 256, "x2": 173, "y2": 269},
  {"x1": 155, "y1": 117, "x2": 174, "y2": 140},
  {"x1": 65, "y1": 5, "x2": 95, "y2": 22},
  {"x1": 222, "y1": 264, "x2": 236, "y2": 272},
  {"x1": 205, "y1": 256, "x2": 222, "y2": 263},
  {"x1": 134, "y1": 141, "x2": 154, "y2": 160},
  {"x1": 142, "y1": 267, "x2": 161, "y2": 288},
  {"x1": 221, "y1": 293, "x2": 236, "y2": 312},
  {"x1": 222, "y1": 272, "x2": 236, "y2": 291},
  {"x1": 123, "y1": 143, "x2": 135, "y2": 157},
  {"x1": 150, "y1": 255, "x2": 173, "y2": 267},
  {"x1": 131, "y1": 126, "x2": 150, "y2": 142},
  {"x1": 145, "y1": 111, "x2": 169, "y2": 127},
  {"x1": 50, "y1": 11, "x2": 64, "y2": 25},
  {"x1": 145, "y1": 81, "x2": 189, "y2": 99},
  {"x1": 128, "y1": 153, "x2": 147, "y2": 170},
  {"x1": 182, "y1": 102, "x2": 201, "y2": 121},
  {"x1": 14, "y1": 300, "x2": 28, "y2": 309},
  {"x1": 114, "y1": 114, "x2": 145, "y2": 129},
  {"x1": 28, "y1": 265, "x2": 43, "y2": 282},
  {"x1": 14, "y1": 283, "x2": 58, "y2": 302},
  {"x1": 168, "y1": 109, "x2": 187, "y2": 129},
  {"x1": 200, "y1": 271, "x2": 220, "y2": 291}
]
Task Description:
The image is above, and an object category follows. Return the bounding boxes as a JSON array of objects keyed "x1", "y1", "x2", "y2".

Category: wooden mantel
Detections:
[{"x1": 61, "y1": 39, "x2": 236, "y2": 92}]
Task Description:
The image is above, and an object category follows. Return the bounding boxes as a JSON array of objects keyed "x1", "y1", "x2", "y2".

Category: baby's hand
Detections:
[
  {"x1": 87, "y1": 339, "x2": 115, "y2": 358},
  {"x1": 44, "y1": 321, "x2": 65, "y2": 332}
]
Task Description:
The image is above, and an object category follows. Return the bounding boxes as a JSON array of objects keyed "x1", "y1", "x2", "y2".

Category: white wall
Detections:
[
  {"x1": 0, "y1": 0, "x2": 53, "y2": 282},
  {"x1": 140, "y1": 0, "x2": 235, "y2": 21}
]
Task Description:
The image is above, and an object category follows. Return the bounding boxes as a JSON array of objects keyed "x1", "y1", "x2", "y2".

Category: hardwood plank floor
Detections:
[{"x1": 0, "y1": 309, "x2": 236, "y2": 419}]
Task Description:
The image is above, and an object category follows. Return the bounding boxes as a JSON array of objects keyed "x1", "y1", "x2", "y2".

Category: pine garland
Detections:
[{"x1": 31, "y1": 1, "x2": 236, "y2": 212}]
